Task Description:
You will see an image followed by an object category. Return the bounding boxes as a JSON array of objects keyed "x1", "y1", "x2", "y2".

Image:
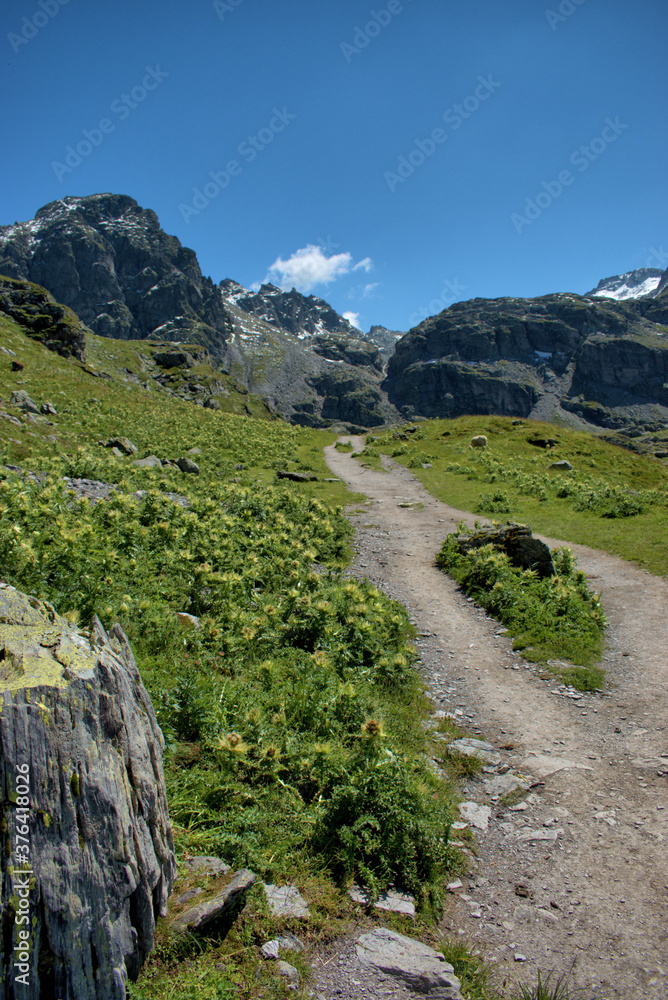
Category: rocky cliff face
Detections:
[
  {"x1": 384, "y1": 293, "x2": 668, "y2": 433},
  {"x1": 0, "y1": 584, "x2": 175, "y2": 1000},
  {"x1": 0, "y1": 194, "x2": 233, "y2": 355},
  {"x1": 219, "y1": 279, "x2": 399, "y2": 427}
]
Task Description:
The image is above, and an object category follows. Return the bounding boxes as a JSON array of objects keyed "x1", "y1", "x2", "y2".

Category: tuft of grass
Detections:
[
  {"x1": 510, "y1": 970, "x2": 585, "y2": 1000},
  {"x1": 439, "y1": 939, "x2": 493, "y2": 1000}
]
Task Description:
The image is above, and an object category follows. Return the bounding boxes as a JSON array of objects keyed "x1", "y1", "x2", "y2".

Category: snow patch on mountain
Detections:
[{"x1": 587, "y1": 268, "x2": 664, "y2": 301}]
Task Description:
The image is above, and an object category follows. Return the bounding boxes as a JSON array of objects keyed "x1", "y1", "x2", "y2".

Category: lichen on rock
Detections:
[{"x1": 0, "y1": 584, "x2": 176, "y2": 1000}]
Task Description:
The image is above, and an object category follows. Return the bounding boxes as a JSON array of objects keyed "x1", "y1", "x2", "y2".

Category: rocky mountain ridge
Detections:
[
  {"x1": 386, "y1": 291, "x2": 668, "y2": 441},
  {"x1": 2, "y1": 193, "x2": 668, "y2": 441},
  {"x1": 0, "y1": 194, "x2": 233, "y2": 355},
  {"x1": 585, "y1": 266, "x2": 666, "y2": 301},
  {"x1": 0, "y1": 196, "x2": 397, "y2": 429}
]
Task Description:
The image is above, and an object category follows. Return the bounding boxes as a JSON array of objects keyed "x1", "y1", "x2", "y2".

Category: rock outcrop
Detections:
[
  {"x1": 0, "y1": 584, "x2": 175, "y2": 1000},
  {"x1": 384, "y1": 292, "x2": 668, "y2": 434},
  {"x1": 0, "y1": 275, "x2": 87, "y2": 361},
  {"x1": 455, "y1": 522, "x2": 555, "y2": 578}
]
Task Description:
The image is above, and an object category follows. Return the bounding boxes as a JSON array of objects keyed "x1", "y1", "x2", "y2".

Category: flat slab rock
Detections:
[
  {"x1": 172, "y1": 869, "x2": 256, "y2": 934},
  {"x1": 262, "y1": 883, "x2": 310, "y2": 918},
  {"x1": 356, "y1": 928, "x2": 462, "y2": 998},
  {"x1": 458, "y1": 801, "x2": 492, "y2": 831},
  {"x1": 447, "y1": 738, "x2": 501, "y2": 765},
  {"x1": 182, "y1": 855, "x2": 231, "y2": 877}
]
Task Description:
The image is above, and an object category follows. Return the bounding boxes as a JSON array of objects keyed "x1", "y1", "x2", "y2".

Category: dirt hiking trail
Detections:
[{"x1": 317, "y1": 438, "x2": 668, "y2": 1000}]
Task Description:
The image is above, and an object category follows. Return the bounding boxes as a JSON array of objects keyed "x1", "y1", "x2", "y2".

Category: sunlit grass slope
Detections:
[{"x1": 368, "y1": 416, "x2": 668, "y2": 576}]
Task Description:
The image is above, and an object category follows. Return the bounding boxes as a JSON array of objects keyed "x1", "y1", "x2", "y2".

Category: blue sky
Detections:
[{"x1": 2, "y1": 0, "x2": 667, "y2": 332}]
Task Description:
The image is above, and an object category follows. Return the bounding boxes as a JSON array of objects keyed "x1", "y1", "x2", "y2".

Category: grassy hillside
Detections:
[
  {"x1": 368, "y1": 415, "x2": 668, "y2": 577},
  {"x1": 0, "y1": 316, "x2": 465, "y2": 998}
]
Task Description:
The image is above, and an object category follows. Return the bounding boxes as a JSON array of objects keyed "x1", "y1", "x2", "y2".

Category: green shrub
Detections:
[
  {"x1": 312, "y1": 733, "x2": 452, "y2": 912},
  {"x1": 436, "y1": 528, "x2": 606, "y2": 680}
]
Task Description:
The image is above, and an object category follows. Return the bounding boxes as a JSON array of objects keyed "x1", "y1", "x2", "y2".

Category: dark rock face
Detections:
[
  {"x1": 0, "y1": 195, "x2": 232, "y2": 354},
  {"x1": 0, "y1": 585, "x2": 176, "y2": 1000},
  {"x1": 387, "y1": 357, "x2": 539, "y2": 419},
  {"x1": 571, "y1": 335, "x2": 668, "y2": 407},
  {"x1": 312, "y1": 334, "x2": 382, "y2": 371},
  {"x1": 307, "y1": 370, "x2": 388, "y2": 427},
  {"x1": 384, "y1": 293, "x2": 668, "y2": 430},
  {"x1": 0, "y1": 275, "x2": 87, "y2": 361}
]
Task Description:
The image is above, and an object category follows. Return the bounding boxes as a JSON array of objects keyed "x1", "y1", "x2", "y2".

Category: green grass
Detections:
[
  {"x1": 510, "y1": 970, "x2": 585, "y2": 1000},
  {"x1": 371, "y1": 416, "x2": 668, "y2": 576},
  {"x1": 0, "y1": 316, "x2": 461, "y2": 997},
  {"x1": 439, "y1": 939, "x2": 492, "y2": 1000}
]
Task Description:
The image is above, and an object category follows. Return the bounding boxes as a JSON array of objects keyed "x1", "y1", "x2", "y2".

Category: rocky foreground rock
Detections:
[{"x1": 0, "y1": 584, "x2": 175, "y2": 1000}]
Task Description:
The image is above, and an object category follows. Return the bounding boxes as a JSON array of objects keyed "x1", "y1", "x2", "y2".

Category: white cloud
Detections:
[
  {"x1": 353, "y1": 257, "x2": 373, "y2": 273},
  {"x1": 262, "y1": 244, "x2": 373, "y2": 294},
  {"x1": 362, "y1": 282, "x2": 379, "y2": 298},
  {"x1": 342, "y1": 311, "x2": 361, "y2": 329}
]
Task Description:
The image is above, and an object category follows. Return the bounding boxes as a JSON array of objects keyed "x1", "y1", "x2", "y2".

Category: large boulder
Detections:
[
  {"x1": 0, "y1": 584, "x2": 176, "y2": 1000},
  {"x1": 356, "y1": 928, "x2": 462, "y2": 997},
  {"x1": 456, "y1": 522, "x2": 555, "y2": 578}
]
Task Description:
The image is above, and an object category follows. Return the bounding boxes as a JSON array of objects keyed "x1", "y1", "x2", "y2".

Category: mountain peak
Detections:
[{"x1": 586, "y1": 267, "x2": 664, "y2": 301}]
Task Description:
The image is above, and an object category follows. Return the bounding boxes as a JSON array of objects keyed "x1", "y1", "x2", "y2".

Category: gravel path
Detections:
[{"x1": 311, "y1": 439, "x2": 668, "y2": 1000}]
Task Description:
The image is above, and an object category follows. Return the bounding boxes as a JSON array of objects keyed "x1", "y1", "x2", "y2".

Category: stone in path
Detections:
[
  {"x1": 356, "y1": 928, "x2": 462, "y2": 997},
  {"x1": 447, "y1": 737, "x2": 501, "y2": 765},
  {"x1": 458, "y1": 801, "x2": 492, "y2": 831}
]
